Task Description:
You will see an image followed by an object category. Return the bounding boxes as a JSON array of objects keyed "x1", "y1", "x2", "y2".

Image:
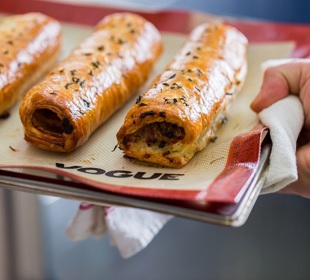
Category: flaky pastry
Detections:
[
  {"x1": 0, "y1": 12, "x2": 61, "y2": 116},
  {"x1": 19, "y1": 13, "x2": 163, "y2": 152},
  {"x1": 117, "y1": 23, "x2": 248, "y2": 168}
]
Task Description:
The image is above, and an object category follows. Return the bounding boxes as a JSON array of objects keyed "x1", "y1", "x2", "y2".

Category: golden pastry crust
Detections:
[
  {"x1": 19, "y1": 12, "x2": 163, "y2": 152},
  {"x1": 0, "y1": 12, "x2": 62, "y2": 116},
  {"x1": 117, "y1": 23, "x2": 248, "y2": 168}
]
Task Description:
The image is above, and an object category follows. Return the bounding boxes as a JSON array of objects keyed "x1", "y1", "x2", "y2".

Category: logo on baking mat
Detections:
[{"x1": 55, "y1": 163, "x2": 184, "y2": 181}]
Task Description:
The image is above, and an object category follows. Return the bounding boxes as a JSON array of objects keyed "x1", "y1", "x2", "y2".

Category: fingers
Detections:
[
  {"x1": 251, "y1": 60, "x2": 306, "y2": 113},
  {"x1": 278, "y1": 143, "x2": 310, "y2": 199},
  {"x1": 251, "y1": 59, "x2": 310, "y2": 199}
]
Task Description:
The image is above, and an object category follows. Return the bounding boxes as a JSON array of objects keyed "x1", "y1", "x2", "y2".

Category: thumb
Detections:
[
  {"x1": 251, "y1": 67, "x2": 291, "y2": 112},
  {"x1": 251, "y1": 61, "x2": 305, "y2": 113}
]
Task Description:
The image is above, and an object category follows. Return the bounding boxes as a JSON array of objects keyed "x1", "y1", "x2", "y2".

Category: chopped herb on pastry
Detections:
[
  {"x1": 19, "y1": 13, "x2": 163, "y2": 152},
  {"x1": 116, "y1": 23, "x2": 248, "y2": 168},
  {"x1": 0, "y1": 12, "x2": 62, "y2": 117}
]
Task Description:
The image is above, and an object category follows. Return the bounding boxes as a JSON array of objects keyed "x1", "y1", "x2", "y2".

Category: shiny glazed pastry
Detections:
[
  {"x1": 0, "y1": 12, "x2": 62, "y2": 116},
  {"x1": 117, "y1": 23, "x2": 248, "y2": 168},
  {"x1": 20, "y1": 13, "x2": 163, "y2": 152}
]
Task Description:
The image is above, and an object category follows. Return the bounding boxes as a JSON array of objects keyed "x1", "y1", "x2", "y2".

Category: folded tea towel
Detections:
[
  {"x1": 259, "y1": 59, "x2": 304, "y2": 193},
  {"x1": 66, "y1": 203, "x2": 173, "y2": 258}
]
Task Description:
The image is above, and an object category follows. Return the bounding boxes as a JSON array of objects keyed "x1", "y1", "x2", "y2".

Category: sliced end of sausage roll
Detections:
[
  {"x1": 117, "y1": 23, "x2": 248, "y2": 168},
  {"x1": 0, "y1": 12, "x2": 62, "y2": 116},
  {"x1": 19, "y1": 13, "x2": 163, "y2": 152}
]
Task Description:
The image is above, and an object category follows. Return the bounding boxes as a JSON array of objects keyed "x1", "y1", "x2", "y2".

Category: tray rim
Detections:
[{"x1": 0, "y1": 142, "x2": 271, "y2": 226}]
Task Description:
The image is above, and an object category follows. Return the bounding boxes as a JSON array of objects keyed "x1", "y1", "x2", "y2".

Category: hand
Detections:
[{"x1": 251, "y1": 59, "x2": 310, "y2": 198}]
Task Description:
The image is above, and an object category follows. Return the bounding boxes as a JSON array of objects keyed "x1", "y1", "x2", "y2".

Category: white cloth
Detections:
[
  {"x1": 259, "y1": 95, "x2": 304, "y2": 193},
  {"x1": 66, "y1": 203, "x2": 173, "y2": 258},
  {"x1": 65, "y1": 203, "x2": 107, "y2": 240},
  {"x1": 259, "y1": 59, "x2": 304, "y2": 193},
  {"x1": 105, "y1": 207, "x2": 173, "y2": 258}
]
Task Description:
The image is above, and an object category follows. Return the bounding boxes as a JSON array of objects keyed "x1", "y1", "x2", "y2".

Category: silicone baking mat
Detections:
[{"x1": 0, "y1": 22, "x2": 294, "y2": 203}]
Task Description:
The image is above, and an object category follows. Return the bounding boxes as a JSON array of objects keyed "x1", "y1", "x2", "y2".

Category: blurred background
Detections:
[
  {"x1": 1, "y1": 1, "x2": 310, "y2": 280},
  {"x1": 172, "y1": 0, "x2": 310, "y2": 23},
  {"x1": 3, "y1": 0, "x2": 310, "y2": 23}
]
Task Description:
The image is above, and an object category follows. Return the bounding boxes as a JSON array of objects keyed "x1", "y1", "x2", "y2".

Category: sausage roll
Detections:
[
  {"x1": 117, "y1": 23, "x2": 248, "y2": 168},
  {"x1": 19, "y1": 13, "x2": 163, "y2": 152},
  {"x1": 0, "y1": 12, "x2": 62, "y2": 116}
]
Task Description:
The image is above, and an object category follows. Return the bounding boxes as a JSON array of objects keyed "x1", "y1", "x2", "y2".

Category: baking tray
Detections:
[
  {"x1": 0, "y1": 139, "x2": 271, "y2": 226},
  {"x1": 0, "y1": 14, "x2": 293, "y2": 226}
]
